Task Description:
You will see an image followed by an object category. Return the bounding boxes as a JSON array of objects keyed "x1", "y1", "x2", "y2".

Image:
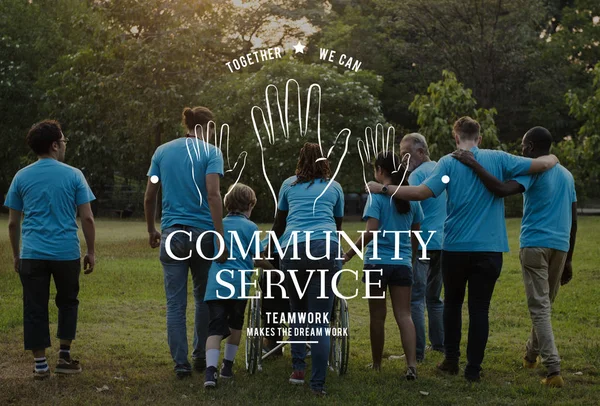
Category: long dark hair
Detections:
[
  {"x1": 292, "y1": 142, "x2": 331, "y2": 186},
  {"x1": 374, "y1": 152, "x2": 411, "y2": 214}
]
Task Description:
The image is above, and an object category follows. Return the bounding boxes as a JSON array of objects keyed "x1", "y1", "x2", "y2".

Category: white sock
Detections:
[
  {"x1": 206, "y1": 349, "x2": 220, "y2": 368},
  {"x1": 224, "y1": 344, "x2": 238, "y2": 362},
  {"x1": 34, "y1": 357, "x2": 49, "y2": 372}
]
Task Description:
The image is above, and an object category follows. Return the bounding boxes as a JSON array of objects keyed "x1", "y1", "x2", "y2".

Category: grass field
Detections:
[{"x1": 0, "y1": 216, "x2": 599, "y2": 405}]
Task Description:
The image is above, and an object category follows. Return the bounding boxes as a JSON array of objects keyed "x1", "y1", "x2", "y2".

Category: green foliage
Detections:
[
  {"x1": 554, "y1": 62, "x2": 600, "y2": 203},
  {"x1": 409, "y1": 71, "x2": 500, "y2": 160},
  {"x1": 200, "y1": 58, "x2": 386, "y2": 221}
]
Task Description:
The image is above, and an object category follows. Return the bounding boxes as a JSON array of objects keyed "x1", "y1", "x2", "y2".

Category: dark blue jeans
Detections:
[
  {"x1": 159, "y1": 225, "x2": 214, "y2": 369},
  {"x1": 19, "y1": 259, "x2": 80, "y2": 350},
  {"x1": 441, "y1": 251, "x2": 502, "y2": 377},
  {"x1": 411, "y1": 250, "x2": 444, "y2": 360},
  {"x1": 281, "y1": 240, "x2": 337, "y2": 391}
]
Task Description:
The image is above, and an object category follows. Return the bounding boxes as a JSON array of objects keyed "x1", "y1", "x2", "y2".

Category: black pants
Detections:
[
  {"x1": 19, "y1": 259, "x2": 81, "y2": 350},
  {"x1": 441, "y1": 251, "x2": 502, "y2": 376}
]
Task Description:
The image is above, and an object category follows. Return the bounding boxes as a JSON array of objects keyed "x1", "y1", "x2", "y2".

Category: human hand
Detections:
[
  {"x1": 14, "y1": 257, "x2": 20, "y2": 273},
  {"x1": 251, "y1": 80, "x2": 352, "y2": 217},
  {"x1": 452, "y1": 150, "x2": 477, "y2": 167},
  {"x1": 83, "y1": 253, "x2": 95, "y2": 274},
  {"x1": 561, "y1": 261, "x2": 572, "y2": 286},
  {"x1": 215, "y1": 238, "x2": 229, "y2": 264},
  {"x1": 148, "y1": 230, "x2": 161, "y2": 249},
  {"x1": 342, "y1": 252, "x2": 352, "y2": 264},
  {"x1": 367, "y1": 181, "x2": 384, "y2": 194}
]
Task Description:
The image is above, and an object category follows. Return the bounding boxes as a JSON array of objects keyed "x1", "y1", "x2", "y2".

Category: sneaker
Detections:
[
  {"x1": 464, "y1": 364, "x2": 482, "y2": 382},
  {"x1": 437, "y1": 359, "x2": 459, "y2": 375},
  {"x1": 55, "y1": 358, "x2": 82, "y2": 375},
  {"x1": 204, "y1": 366, "x2": 218, "y2": 388},
  {"x1": 406, "y1": 366, "x2": 417, "y2": 381},
  {"x1": 523, "y1": 355, "x2": 540, "y2": 369},
  {"x1": 220, "y1": 360, "x2": 234, "y2": 379},
  {"x1": 33, "y1": 369, "x2": 50, "y2": 381},
  {"x1": 174, "y1": 364, "x2": 192, "y2": 379},
  {"x1": 465, "y1": 372, "x2": 481, "y2": 382},
  {"x1": 289, "y1": 370, "x2": 305, "y2": 385},
  {"x1": 541, "y1": 373, "x2": 564, "y2": 388},
  {"x1": 311, "y1": 389, "x2": 327, "y2": 397},
  {"x1": 193, "y1": 357, "x2": 206, "y2": 373}
]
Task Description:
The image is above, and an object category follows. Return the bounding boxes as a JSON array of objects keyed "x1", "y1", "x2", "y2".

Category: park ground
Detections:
[{"x1": 0, "y1": 217, "x2": 599, "y2": 405}]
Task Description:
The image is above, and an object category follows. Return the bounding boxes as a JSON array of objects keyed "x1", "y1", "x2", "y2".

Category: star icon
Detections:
[{"x1": 293, "y1": 41, "x2": 306, "y2": 54}]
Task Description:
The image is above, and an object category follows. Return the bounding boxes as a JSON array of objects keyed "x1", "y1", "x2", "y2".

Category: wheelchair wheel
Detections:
[
  {"x1": 328, "y1": 297, "x2": 350, "y2": 375},
  {"x1": 245, "y1": 296, "x2": 262, "y2": 374}
]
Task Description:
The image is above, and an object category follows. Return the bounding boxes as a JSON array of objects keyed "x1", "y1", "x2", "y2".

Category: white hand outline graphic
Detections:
[
  {"x1": 357, "y1": 123, "x2": 411, "y2": 207},
  {"x1": 251, "y1": 79, "x2": 352, "y2": 217},
  {"x1": 184, "y1": 121, "x2": 248, "y2": 205}
]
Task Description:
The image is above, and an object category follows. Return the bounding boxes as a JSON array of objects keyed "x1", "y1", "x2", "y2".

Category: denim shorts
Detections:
[
  {"x1": 206, "y1": 299, "x2": 248, "y2": 338},
  {"x1": 362, "y1": 263, "x2": 413, "y2": 288}
]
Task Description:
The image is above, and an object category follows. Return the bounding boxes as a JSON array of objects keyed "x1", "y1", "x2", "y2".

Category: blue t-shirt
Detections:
[
  {"x1": 4, "y1": 158, "x2": 96, "y2": 260},
  {"x1": 409, "y1": 161, "x2": 446, "y2": 250},
  {"x1": 277, "y1": 176, "x2": 344, "y2": 246},
  {"x1": 205, "y1": 214, "x2": 259, "y2": 301},
  {"x1": 147, "y1": 138, "x2": 224, "y2": 231},
  {"x1": 513, "y1": 164, "x2": 576, "y2": 252},
  {"x1": 362, "y1": 194, "x2": 424, "y2": 266},
  {"x1": 422, "y1": 147, "x2": 533, "y2": 252}
]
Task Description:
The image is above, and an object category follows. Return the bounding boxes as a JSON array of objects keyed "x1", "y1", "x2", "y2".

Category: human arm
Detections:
[
  {"x1": 452, "y1": 150, "x2": 525, "y2": 197},
  {"x1": 78, "y1": 202, "x2": 96, "y2": 274},
  {"x1": 271, "y1": 209, "x2": 288, "y2": 239},
  {"x1": 367, "y1": 182, "x2": 433, "y2": 201},
  {"x1": 343, "y1": 217, "x2": 378, "y2": 263},
  {"x1": 8, "y1": 209, "x2": 21, "y2": 273},
  {"x1": 144, "y1": 178, "x2": 162, "y2": 249},
  {"x1": 528, "y1": 154, "x2": 559, "y2": 174},
  {"x1": 206, "y1": 173, "x2": 227, "y2": 263},
  {"x1": 562, "y1": 202, "x2": 578, "y2": 285}
]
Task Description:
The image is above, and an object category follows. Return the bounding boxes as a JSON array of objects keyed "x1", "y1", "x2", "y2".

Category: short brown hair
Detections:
[
  {"x1": 26, "y1": 120, "x2": 62, "y2": 155},
  {"x1": 453, "y1": 116, "x2": 480, "y2": 141},
  {"x1": 182, "y1": 106, "x2": 214, "y2": 134},
  {"x1": 224, "y1": 183, "x2": 257, "y2": 213}
]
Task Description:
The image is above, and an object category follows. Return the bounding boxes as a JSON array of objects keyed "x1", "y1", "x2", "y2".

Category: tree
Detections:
[
  {"x1": 199, "y1": 58, "x2": 386, "y2": 221},
  {"x1": 409, "y1": 71, "x2": 500, "y2": 160},
  {"x1": 554, "y1": 62, "x2": 600, "y2": 205}
]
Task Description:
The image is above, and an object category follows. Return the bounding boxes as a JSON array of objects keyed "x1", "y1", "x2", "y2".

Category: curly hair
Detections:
[{"x1": 292, "y1": 142, "x2": 331, "y2": 186}]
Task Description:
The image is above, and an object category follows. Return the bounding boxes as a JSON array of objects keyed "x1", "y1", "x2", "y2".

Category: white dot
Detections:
[
  {"x1": 150, "y1": 175, "x2": 160, "y2": 184},
  {"x1": 442, "y1": 175, "x2": 450, "y2": 184}
]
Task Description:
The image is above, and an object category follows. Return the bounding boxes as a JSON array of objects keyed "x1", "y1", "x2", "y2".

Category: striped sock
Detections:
[
  {"x1": 34, "y1": 357, "x2": 49, "y2": 373},
  {"x1": 59, "y1": 345, "x2": 71, "y2": 361}
]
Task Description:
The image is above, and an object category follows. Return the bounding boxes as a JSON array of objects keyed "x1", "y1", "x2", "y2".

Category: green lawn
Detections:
[{"x1": 0, "y1": 217, "x2": 599, "y2": 405}]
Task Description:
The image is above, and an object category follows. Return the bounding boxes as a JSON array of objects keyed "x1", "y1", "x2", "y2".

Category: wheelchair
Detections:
[{"x1": 245, "y1": 267, "x2": 350, "y2": 376}]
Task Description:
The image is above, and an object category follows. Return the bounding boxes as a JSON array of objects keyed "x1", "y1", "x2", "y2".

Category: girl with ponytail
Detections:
[{"x1": 343, "y1": 151, "x2": 423, "y2": 380}]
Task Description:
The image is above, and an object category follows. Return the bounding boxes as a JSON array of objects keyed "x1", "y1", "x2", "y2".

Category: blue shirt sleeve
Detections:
[
  {"x1": 570, "y1": 177, "x2": 577, "y2": 203},
  {"x1": 362, "y1": 194, "x2": 381, "y2": 221},
  {"x1": 408, "y1": 169, "x2": 424, "y2": 187},
  {"x1": 74, "y1": 170, "x2": 96, "y2": 205},
  {"x1": 512, "y1": 174, "x2": 535, "y2": 192},
  {"x1": 422, "y1": 158, "x2": 449, "y2": 198},
  {"x1": 207, "y1": 147, "x2": 224, "y2": 176},
  {"x1": 411, "y1": 201, "x2": 424, "y2": 225},
  {"x1": 4, "y1": 175, "x2": 23, "y2": 211},
  {"x1": 147, "y1": 149, "x2": 161, "y2": 178},
  {"x1": 277, "y1": 180, "x2": 290, "y2": 211},
  {"x1": 500, "y1": 151, "x2": 533, "y2": 179},
  {"x1": 333, "y1": 182, "x2": 344, "y2": 217}
]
